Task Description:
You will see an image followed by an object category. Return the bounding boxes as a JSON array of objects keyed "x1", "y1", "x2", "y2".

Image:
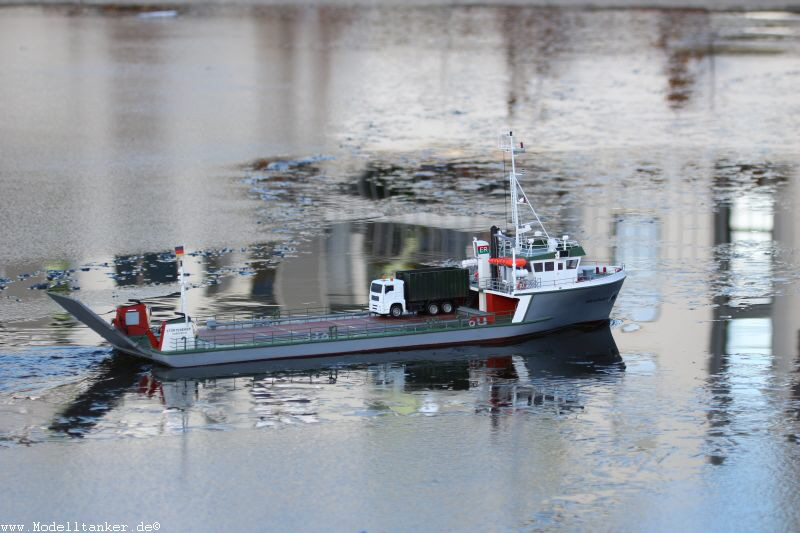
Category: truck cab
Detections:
[{"x1": 370, "y1": 278, "x2": 406, "y2": 317}]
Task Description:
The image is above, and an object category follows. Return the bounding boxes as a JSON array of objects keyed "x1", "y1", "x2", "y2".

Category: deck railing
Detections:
[
  {"x1": 470, "y1": 277, "x2": 541, "y2": 293},
  {"x1": 497, "y1": 239, "x2": 582, "y2": 258},
  {"x1": 166, "y1": 308, "x2": 516, "y2": 353},
  {"x1": 577, "y1": 263, "x2": 625, "y2": 282},
  {"x1": 200, "y1": 305, "x2": 366, "y2": 331},
  {"x1": 470, "y1": 265, "x2": 624, "y2": 294}
]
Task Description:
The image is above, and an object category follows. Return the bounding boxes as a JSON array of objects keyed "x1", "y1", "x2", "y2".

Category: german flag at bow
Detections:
[{"x1": 175, "y1": 246, "x2": 184, "y2": 256}]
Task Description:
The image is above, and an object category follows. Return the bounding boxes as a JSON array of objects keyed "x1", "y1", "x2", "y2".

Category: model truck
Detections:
[{"x1": 369, "y1": 267, "x2": 470, "y2": 317}]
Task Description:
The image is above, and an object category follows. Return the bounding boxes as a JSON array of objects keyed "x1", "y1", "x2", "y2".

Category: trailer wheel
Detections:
[
  {"x1": 390, "y1": 304, "x2": 403, "y2": 318},
  {"x1": 427, "y1": 302, "x2": 440, "y2": 316},
  {"x1": 441, "y1": 301, "x2": 454, "y2": 314}
]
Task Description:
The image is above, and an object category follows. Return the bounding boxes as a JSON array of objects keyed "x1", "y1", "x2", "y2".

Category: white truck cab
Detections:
[{"x1": 369, "y1": 278, "x2": 406, "y2": 317}]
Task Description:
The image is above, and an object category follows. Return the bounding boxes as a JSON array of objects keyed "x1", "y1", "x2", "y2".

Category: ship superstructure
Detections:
[{"x1": 458, "y1": 132, "x2": 626, "y2": 330}]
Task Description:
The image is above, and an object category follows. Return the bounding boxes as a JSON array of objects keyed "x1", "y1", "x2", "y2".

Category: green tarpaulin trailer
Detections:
[{"x1": 395, "y1": 267, "x2": 470, "y2": 305}]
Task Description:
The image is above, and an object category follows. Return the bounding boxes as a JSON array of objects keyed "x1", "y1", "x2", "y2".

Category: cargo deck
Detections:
[{"x1": 186, "y1": 308, "x2": 497, "y2": 352}]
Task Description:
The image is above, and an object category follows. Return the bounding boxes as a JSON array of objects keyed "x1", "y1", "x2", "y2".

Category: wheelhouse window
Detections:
[
  {"x1": 371, "y1": 282, "x2": 382, "y2": 293},
  {"x1": 125, "y1": 311, "x2": 140, "y2": 326},
  {"x1": 567, "y1": 260, "x2": 578, "y2": 269},
  {"x1": 533, "y1": 262, "x2": 543, "y2": 273},
  {"x1": 558, "y1": 262, "x2": 564, "y2": 271},
  {"x1": 545, "y1": 262, "x2": 555, "y2": 272}
]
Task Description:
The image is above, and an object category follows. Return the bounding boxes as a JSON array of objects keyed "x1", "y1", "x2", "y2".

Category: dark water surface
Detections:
[{"x1": 1, "y1": 4, "x2": 800, "y2": 532}]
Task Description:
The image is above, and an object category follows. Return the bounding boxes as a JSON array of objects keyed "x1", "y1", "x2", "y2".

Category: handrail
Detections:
[
  {"x1": 470, "y1": 277, "x2": 541, "y2": 293},
  {"x1": 201, "y1": 305, "x2": 366, "y2": 330},
  {"x1": 497, "y1": 238, "x2": 582, "y2": 258},
  {"x1": 579, "y1": 261, "x2": 625, "y2": 269},
  {"x1": 470, "y1": 264, "x2": 624, "y2": 294}
]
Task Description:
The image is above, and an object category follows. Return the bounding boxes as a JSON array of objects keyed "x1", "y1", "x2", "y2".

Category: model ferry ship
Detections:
[{"x1": 49, "y1": 133, "x2": 625, "y2": 368}]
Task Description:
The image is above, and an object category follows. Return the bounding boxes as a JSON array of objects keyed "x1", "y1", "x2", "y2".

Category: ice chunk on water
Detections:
[
  {"x1": 137, "y1": 10, "x2": 178, "y2": 18},
  {"x1": 622, "y1": 323, "x2": 641, "y2": 333}
]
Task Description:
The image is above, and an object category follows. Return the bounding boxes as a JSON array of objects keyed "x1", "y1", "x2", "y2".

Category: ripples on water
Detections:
[{"x1": 1, "y1": 3, "x2": 800, "y2": 531}]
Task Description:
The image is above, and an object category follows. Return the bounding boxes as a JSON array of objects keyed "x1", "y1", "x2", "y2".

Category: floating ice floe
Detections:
[{"x1": 137, "y1": 10, "x2": 178, "y2": 19}]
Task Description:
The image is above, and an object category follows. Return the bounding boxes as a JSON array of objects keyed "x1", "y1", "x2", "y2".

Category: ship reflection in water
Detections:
[{"x1": 48, "y1": 325, "x2": 621, "y2": 437}]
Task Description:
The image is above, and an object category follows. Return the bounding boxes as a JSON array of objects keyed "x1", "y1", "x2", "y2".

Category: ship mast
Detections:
[
  {"x1": 175, "y1": 245, "x2": 188, "y2": 323},
  {"x1": 500, "y1": 131, "x2": 550, "y2": 251},
  {"x1": 508, "y1": 132, "x2": 521, "y2": 249}
]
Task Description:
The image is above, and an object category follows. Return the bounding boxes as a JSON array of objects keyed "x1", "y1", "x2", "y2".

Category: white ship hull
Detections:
[{"x1": 511, "y1": 271, "x2": 626, "y2": 328}]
